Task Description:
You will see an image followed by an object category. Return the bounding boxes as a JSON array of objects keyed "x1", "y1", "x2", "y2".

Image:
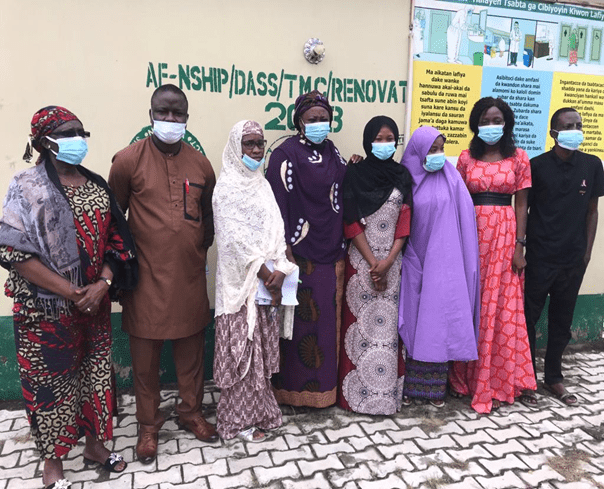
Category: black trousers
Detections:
[
  {"x1": 524, "y1": 261, "x2": 586, "y2": 385},
  {"x1": 510, "y1": 52, "x2": 518, "y2": 65}
]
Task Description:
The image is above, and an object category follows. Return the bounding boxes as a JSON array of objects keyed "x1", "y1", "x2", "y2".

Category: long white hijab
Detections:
[{"x1": 213, "y1": 120, "x2": 297, "y2": 340}]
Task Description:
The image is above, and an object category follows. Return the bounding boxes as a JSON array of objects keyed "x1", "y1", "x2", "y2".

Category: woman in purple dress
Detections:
[
  {"x1": 398, "y1": 126, "x2": 480, "y2": 407},
  {"x1": 266, "y1": 91, "x2": 348, "y2": 408}
]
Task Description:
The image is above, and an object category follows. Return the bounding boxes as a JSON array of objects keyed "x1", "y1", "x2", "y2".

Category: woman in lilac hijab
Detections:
[{"x1": 398, "y1": 126, "x2": 480, "y2": 406}]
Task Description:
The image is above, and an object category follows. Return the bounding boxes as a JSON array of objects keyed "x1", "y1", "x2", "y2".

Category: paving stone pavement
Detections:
[{"x1": 1, "y1": 347, "x2": 604, "y2": 488}]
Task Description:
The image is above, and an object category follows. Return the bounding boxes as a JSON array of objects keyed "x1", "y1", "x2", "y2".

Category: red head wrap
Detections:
[{"x1": 24, "y1": 106, "x2": 80, "y2": 163}]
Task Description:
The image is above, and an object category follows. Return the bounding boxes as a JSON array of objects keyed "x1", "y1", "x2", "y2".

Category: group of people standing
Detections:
[{"x1": 0, "y1": 86, "x2": 602, "y2": 489}]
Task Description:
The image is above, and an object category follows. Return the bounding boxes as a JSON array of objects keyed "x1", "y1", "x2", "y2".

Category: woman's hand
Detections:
[
  {"x1": 347, "y1": 154, "x2": 364, "y2": 165},
  {"x1": 74, "y1": 281, "x2": 109, "y2": 314},
  {"x1": 369, "y1": 259, "x2": 392, "y2": 282},
  {"x1": 512, "y1": 245, "x2": 526, "y2": 275},
  {"x1": 265, "y1": 270, "x2": 285, "y2": 292},
  {"x1": 373, "y1": 276, "x2": 388, "y2": 292},
  {"x1": 265, "y1": 270, "x2": 285, "y2": 306}
]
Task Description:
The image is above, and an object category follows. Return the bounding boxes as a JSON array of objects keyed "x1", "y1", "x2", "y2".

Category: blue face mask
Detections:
[
  {"x1": 477, "y1": 125, "x2": 504, "y2": 145},
  {"x1": 47, "y1": 136, "x2": 88, "y2": 165},
  {"x1": 303, "y1": 122, "x2": 330, "y2": 144},
  {"x1": 554, "y1": 130, "x2": 583, "y2": 151},
  {"x1": 242, "y1": 154, "x2": 264, "y2": 171},
  {"x1": 423, "y1": 153, "x2": 446, "y2": 172},
  {"x1": 371, "y1": 142, "x2": 397, "y2": 161}
]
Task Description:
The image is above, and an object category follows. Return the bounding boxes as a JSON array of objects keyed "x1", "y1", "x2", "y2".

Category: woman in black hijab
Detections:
[{"x1": 337, "y1": 116, "x2": 413, "y2": 415}]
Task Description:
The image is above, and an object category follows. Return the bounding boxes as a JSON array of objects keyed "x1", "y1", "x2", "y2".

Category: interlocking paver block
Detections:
[
  {"x1": 483, "y1": 438, "x2": 528, "y2": 457},
  {"x1": 368, "y1": 453, "x2": 414, "y2": 478},
  {"x1": 519, "y1": 466, "x2": 566, "y2": 486},
  {"x1": 207, "y1": 468, "x2": 254, "y2": 489},
  {"x1": 456, "y1": 417, "x2": 498, "y2": 433},
  {"x1": 246, "y1": 436, "x2": 288, "y2": 456},
  {"x1": 518, "y1": 433, "x2": 564, "y2": 453},
  {"x1": 357, "y1": 473, "x2": 406, "y2": 489},
  {"x1": 521, "y1": 419, "x2": 564, "y2": 437},
  {"x1": 553, "y1": 481, "x2": 603, "y2": 488},
  {"x1": 160, "y1": 480, "x2": 209, "y2": 489},
  {"x1": 273, "y1": 422, "x2": 303, "y2": 435},
  {"x1": 369, "y1": 432, "x2": 393, "y2": 445},
  {"x1": 347, "y1": 435, "x2": 374, "y2": 451},
  {"x1": 202, "y1": 441, "x2": 246, "y2": 463},
  {"x1": 0, "y1": 461, "x2": 39, "y2": 480},
  {"x1": 446, "y1": 444, "x2": 494, "y2": 463},
  {"x1": 158, "y1": 447, "x2": 202, "y2": 470},
  {"x1": 112, "y1": 435, "x2": 138, "y2": 452},
  {"x1": 550, "y1": 405, "x2": 592, "y2": 418},
  {"x1": 407, "y1": 449, "x2": 454, "y2": 470},
  {"x1": 271, "y1": 444, "x2": 314, "y2": 466},
  {"x1": 452, "y1": 430, "x2": 496, "y2": 448},
  {"x1": 520, "y1": 409, "x2": 553, "y2": 424},
  {"x1": 517, "y1": 449, "x2": 556, "y2": 468},
  {"x1": 442, "y1": 461, "x2": 487, "y2": 481},
  {"x1": 479, "y1": 453, "x2": 528, "y2": 475},
  {"x1": 282, "y1": 472, "x2": 332, "y2": 489},
  {"x1": 401, "y1": 464, "x2": 445, "y2": 488},
  {"x1": 133, "y1": 465, "x2": 182, "y2": 486},
  {"x1": 338, "y1": 447, "x2": 383, "y2": 468},
  {"x1": 376, "y1": 440, "x2": 422, "y2": 459},
  {"x1": 439, "y1": 477, "x2": 483, "y2": 489},
  {"x1": 312, "y1": 440, "x2": 356, "y2": 458},
  {"x1": 327, "y1": 463, "x2": 373, "y2": 488},
  {"x1": 554, "y1": 428, "x2": 598, "y2": 447},
  {"x1": 424, "y1": 421, "x2": 465, "y2": 437},
  {"x1": 298, "y1": 453, "x2": 345, "y2": 477},
  {"x1": 254, "y1": 460, "x2": 300, "y2": 485},
  {"x1": 384, "y1": 426, "x2": 428, "y2": 443},
  {"x1": 415, "y1": 434, "x2": 457, "y2": 451},
  {"x1": 82, "y1": 473, "x2": 134, "y2": 489},
  {"x1": 0, "y1": 451, "x2": 20, "y2": 469},
  {"x1": 484, "y1": 424, "x2": 531, "y2": 442},
  {"x1": 475, "y1": 470, "x2": 526, "y2": 489},
  {"x1": 0, "y1": 428, "x2": 32, "y2": 445},
  {"x1": 284, "y1": 431, "x2": 327, "y2": 449},
  {"x1": 323, "y1": 424, "x2": 365, "y2": 442},
  {"x1": 6, "y1": 478, "x2": 40, "y2": 489},
  {"x1": 228, "y1": 450, "x2": 272, "y2": 474},
  {"x1": 359, "y1": 418, "x2": 399, "y2": 435},
  {"x1": 182, "y1": 459, "x2": 228, "y2": 482}
]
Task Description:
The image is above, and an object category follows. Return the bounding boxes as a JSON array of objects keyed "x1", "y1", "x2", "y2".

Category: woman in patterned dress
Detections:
[
  {"x1": 398, "y1": 126, "x2": 480, "y2": 408},
  {"x1": 213, "y1": 120, "x2": 298, "y2": 441},
  {"x1": 450, "y1": 97, "x2": 537, "y2": 414},
  {"x1": 266, "y1": 91, "x2": 351, "y2": 408},
  {"x1": 0, "y1": 107, "x2": 137, "y2": 488},
  {"x1": 338, "y1": 116, "x2": 412, "y2": 415}
]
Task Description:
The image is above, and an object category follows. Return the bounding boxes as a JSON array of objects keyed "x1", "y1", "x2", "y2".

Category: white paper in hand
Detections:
[{"x1": 256, "y1": 260, "x2": 299, "y2": 305}]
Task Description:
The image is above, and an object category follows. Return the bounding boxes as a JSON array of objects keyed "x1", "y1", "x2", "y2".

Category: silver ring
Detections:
[{"x1": 86, "y1": 308, "x2": 91, "y2": 312}]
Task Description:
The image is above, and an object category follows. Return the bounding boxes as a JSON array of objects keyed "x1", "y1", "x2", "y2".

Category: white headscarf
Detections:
[{"x1": 213, "y1": 120, "x2": 298, "y2": 340}]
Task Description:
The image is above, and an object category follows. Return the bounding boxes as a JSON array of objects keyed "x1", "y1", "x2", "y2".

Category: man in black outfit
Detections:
[{"x1": 524, "y1": 107, "x2": 604, "y2": 405}]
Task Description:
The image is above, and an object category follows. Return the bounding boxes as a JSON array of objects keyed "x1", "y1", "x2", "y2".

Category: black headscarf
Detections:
[{"x1": 343, "y1": 116, "x2": 413, "y2": 224}]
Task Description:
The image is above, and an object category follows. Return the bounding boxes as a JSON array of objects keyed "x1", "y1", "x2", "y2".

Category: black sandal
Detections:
[
  {"x1": 518, "y1": 393, "x2": 538, "y2": 408},
  {"x1": 83, "y1": 452, "x2": 127, "y2": 473}
]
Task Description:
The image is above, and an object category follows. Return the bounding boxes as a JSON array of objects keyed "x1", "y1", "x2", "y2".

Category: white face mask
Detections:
[{"x1": 152, "y1": 120, "x2": 186, "y2": 144}]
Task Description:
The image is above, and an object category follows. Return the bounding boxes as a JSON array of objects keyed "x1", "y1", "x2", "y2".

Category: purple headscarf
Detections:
[{"x1": 398, "y1": 126, "x2": 480, "y2": 362}]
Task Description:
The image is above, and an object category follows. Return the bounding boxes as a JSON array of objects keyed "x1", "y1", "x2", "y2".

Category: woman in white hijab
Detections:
[{"x1": 213, "y1": 120, "x2": 298, "y2": 442}]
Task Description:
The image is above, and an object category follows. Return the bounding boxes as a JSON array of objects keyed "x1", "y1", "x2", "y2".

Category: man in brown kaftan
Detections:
[{"x1": 109, "y1": 84, "x2": 218, "y2": 464}]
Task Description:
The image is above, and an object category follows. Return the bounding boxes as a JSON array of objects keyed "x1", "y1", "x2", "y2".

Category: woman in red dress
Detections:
[{"x1": 450, "y1": 97, "x2": 537, "y2": 414}]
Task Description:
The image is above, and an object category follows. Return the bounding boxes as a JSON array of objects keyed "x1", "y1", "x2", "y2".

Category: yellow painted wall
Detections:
[{"x1": 0, "y1": 0, "x2": 412, "y2": 316}]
